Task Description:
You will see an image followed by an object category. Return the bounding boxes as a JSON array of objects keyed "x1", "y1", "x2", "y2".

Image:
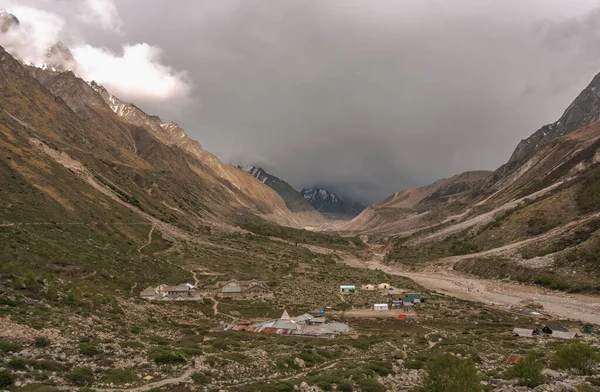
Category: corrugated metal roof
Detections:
[
  {"x1": 310, "y1": 317, "x2": 326, "y2": 324},
  {"x1": 140, "y1": 287, "x2": 156, "y2": 296},
  {"x1": 222, "y1": 286, "x2": 241, "y2": 293},
  {"x1": 323, "y1": 322, "x2": 349, "y2": 333},
  {"x1": 296, "y1": 314, "x2": 314, "y2": 323},
  {"x1": 272, "y1": 320, "x2": 298, "y2": 330},
  {"x1": 224, "y1": 319, "x2": 349, "y2": 338},
  {"x1": 165, "y1": 285, "x2": 190, "y2": 292},
  {"x1": 513, "y1": 328, "x2": 535, "y2": 337},
  {"x1": 547, "y1": 324, "x2": 569, "y2": 332},
  {"x1": 551, "y1": 331, "x2": 577, "y2": 339}
]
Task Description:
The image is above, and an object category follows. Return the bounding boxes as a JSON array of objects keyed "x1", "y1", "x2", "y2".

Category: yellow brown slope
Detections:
[{"x1": 0, "y1": 45, "x2": 318, "y2": 234}]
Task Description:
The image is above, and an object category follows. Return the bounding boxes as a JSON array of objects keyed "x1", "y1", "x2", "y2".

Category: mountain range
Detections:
[
  {"x1": 3, "y1": 3, "x2": 600, "y2": 294},
  {"x1": 241, "y1": 165, "x2": 362, "y2": 220},
  {"x1": 342, "y1": 70, "x2": 600, "y2": 292},
  {"x1": 300, "y1": 187, "x2": 364, "y2": 219}
]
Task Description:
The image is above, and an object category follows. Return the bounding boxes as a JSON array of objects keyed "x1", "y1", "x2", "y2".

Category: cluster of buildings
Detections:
[
  {"x1": 339, "y1": 283, "x2": 422, "y2": 311},
  {"x1": 223, "y1": 310, "x2": 350, "y2": 338},
  {"x1": 140, "y1": 278, "x2": 273, "y2": 301},
  {"x1": 217, "y1": 279, "x2": 272, "y2": 299},
  {"x1": 140, "y1": 283, "x2": 196, "y2": 301},
  {"x1": 513, "y1": 324, "x2": 593, "y2": 340},
  {"x1": 372, "y1": 293, "x2": 421, "y2": 311}
]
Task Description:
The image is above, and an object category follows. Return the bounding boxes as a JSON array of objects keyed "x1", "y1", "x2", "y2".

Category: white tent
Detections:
[{"x1": 374, "y1": 304, "x2": 389, "y2": 311}]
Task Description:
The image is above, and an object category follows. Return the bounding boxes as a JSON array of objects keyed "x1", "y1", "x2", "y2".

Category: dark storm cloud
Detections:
[{"x1": 9, "y1": 0, "x2": 600, "y2": 204}]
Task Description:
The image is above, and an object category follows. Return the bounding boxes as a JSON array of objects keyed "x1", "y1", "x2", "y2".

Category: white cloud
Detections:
[
  {"x1": 73, "y1": 43, "x2": 191, "y2": 102},
  {"x1": 0, "y1": 5, "x2": 65, "y2": 65},
  {"x1": 0, "y1": 2, "x2": 192, "y2": 105},
  {"x1": 78, "y1": 0, "x2": 123, "y2": 32}
]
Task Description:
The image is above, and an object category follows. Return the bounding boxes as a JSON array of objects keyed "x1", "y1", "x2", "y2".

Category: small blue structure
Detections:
[{"x1": 318, "y1": 310, "x2": 325, "y2": 315}]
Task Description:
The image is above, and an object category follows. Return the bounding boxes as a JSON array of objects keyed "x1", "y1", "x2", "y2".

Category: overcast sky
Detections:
[{"x1": 4, "y1": 0, "x2": 600, "y2": 204}]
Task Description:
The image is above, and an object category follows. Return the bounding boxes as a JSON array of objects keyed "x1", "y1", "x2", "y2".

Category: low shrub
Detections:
[
  {"x1": 507, "y1": 351, "x2": 546, "y2": 387},
  {"x1": 191, "y1": 372, "x2": 208, "y2": 385},
  {"x1": 13, "y1": 384, "x2": 60, "y2": 392},
  {"x1": 356, "y1": 379, "x2": 385, "y2": 392},
  {"x1": 337, "y1": 381, "x2": 354, "y2": 392},
  {"x1": 420, "y1": 353, "x2": 481, "y2": 392},
  {"x1": 0, "y1": 370, "x2": 14, "y2": 387},
  {"x1": 0, "y1": 340, "x2": 22, "y2": 353},
  {"x1": 8, "y1": 357, "x2": 30, "y2": 370},
  {"x1": 103, "y1": 368, "x2": 137, "y2": 384},
  {"x1": 554, "y1": 342, "x2": 599, "y2": 375},
  {"x1": 148, "y1": 347, "x2": 186, "y2": 365},
  {"x1": 34, "y1": 359, "x2": 69, "y2": 372},
  {"x1": 66, "y1": 367, "x2": 94, "y2": 386},
  {"x1": 34, "y1": 337, "x2": 51, "y2": 348},
  {"x1": 78, "y1": 342, "x2": 99, "y2": 356}
]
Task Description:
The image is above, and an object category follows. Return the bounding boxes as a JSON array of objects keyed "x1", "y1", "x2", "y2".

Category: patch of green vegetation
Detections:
[
  {"x1": 147, "y1": 346, "x2": 187, "y2": 365},
  {"x1": 533, "y1": 275, "x2": 571, "y2": 291},
  {"x1": 66, "y1": 367, "x2": 94, "y2": 387},
  {"x1": 386, "y1": 233, "x2": 478, "y2": 265},
  {"x1": 554, "y1": 342, "x2": 599, "y2": 376},
  {"x1": 238, "y1": 218, "x2": 364, "y2": 251},
  {"x1": 418, "y1": 353, "x2": 480, "y2": 392},
  {"x1": 577, "y1": 166, "x2": 600, "y2": 212},
  {"x1": 0, "y1": 340, "x2": 22, "y2": 353},
  {"x1": 7, "y1": 357, "x2": 32, "y2": 370},
  {"x1": 102, "y1": 368, "x2": 138, "y2": 384},
  {"x1": 0, "y1": 370, "x2": 14, "y2": 388},
  {"x1": 118, "y1": 341, "x2": 144, "y2": 349},
  {"x1": 78, "y1": 342, "x2": 99, "y2": 356},
  {"x1": 34, "y1": 336, "x2": 51, "y2": 348},
  {"x1": 356, "y1": 379, "x2": 385, "y2": 392},
  {"x1": 221, "y1": 352, "x2": 251, "y2": 364},
  {"x1": 507, "y1": 351, "x2": 546, "y2": 387},
  {"x1": 191, "y1": 372, "x2": 209, "y2": 385},
  {"x1": 14, "y1": 384, "x2": 61, "y2": 392},
  {"x1": 33, "y1": 360, "x2": 69, "y2": 372},
  {"x1": 455, "y1": 258, "x2": 580, "y2": 292},
  {"x1": 526, "y1": 214, "x2": 560, "y2": 236},
  {"x1": 236, "y1": 381, "x2": 297, "y2": 392}
]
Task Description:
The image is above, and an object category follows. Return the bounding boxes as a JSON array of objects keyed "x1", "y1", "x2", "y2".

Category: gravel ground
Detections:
[{"x1": 344, "y1": 256, "x2": 600, "y2": 325}]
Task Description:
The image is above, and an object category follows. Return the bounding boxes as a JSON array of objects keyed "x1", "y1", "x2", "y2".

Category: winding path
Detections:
[
  {"x1": 98, "y1": 366, "x2": 197, "y2": 392},
  {"x1": 137, "y1": 226, "x2": 155, "y2": 253}
]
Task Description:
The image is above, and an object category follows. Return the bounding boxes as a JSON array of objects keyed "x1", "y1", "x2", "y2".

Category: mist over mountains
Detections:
[{"x1": 6, "y1": 0, "x2": 600, "y2": 205}]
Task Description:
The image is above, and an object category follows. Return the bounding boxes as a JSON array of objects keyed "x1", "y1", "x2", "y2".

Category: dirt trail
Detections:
[
  {"x1": 98, "y1": 364, "x2": 198, "y2": 392},
  {"x1": 137, "y1": 226, "x2": 155, "y2": 253},
  {"x1": 341, "y1": 255, "x2": 600, "y2": 325},
  {"x1": 210, "y1": 297, "x2": 237, "y2": 320}
]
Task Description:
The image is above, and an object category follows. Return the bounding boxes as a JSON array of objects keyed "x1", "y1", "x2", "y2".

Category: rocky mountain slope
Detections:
[
  {"x1": 510, "y1": 72, "x2": 600, "y2": 163},
  {"x1": 240, "y1": 165, "x2": 326, "y2": 222},
  {"x1": 342, "y1": 171, "x2": 491, "y2": 235},
  {"x1": 301, "y1": 187, "x2": 363, "y2": 219},
  {"x1": 0, "y1": 42, "x2": 321, "y2": 239},
  {"x1": 344, "y1": 69, "x2": 600, "y2": 292}
]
